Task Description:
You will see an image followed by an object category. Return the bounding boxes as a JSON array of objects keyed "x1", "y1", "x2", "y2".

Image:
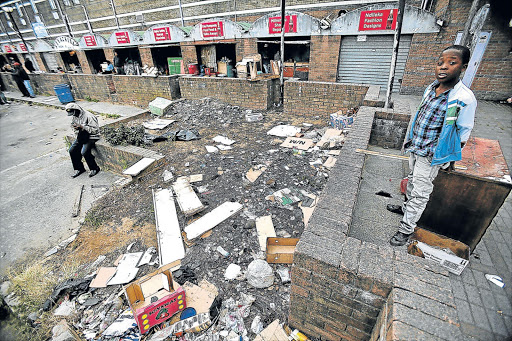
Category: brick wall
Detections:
[
  {"x1": 369, "y1": 110, "x2": 410, "y2": 150},
  {"x1": 104, "y1": 48, "x2": 115, "y2": 66},
  {"x1": 139, "y1": 47, "x2": 155, "y2": 68},
  {"x1": 113, "y1": 75, "x2": 180, "y2": 107},
  {"x1": 76, "y1": 50, "x2": 92, "y2": 75},
  {"x1": 68, "y1": 74, "x2": 115, "y2": 102},
  {"x1": 401, "y1": 0, "x2": 512, "y2": 101},
  {"x1": 34, "y1": 53, "x2": 48, "y2": 72},
  {"x1": 289, "y1": 105, "x2": 464, "y2": 341},
  {"x1": 179, "y1": 76, "x2": 279, "y2": 110},
  {"x1": 284, "y1": 80, "x2": 369, "y2": 119},
  {"x1": 309, "y1": 35, "x2": 341, "y2": 83},
  {"x1": 29, "y1": 73, "x2": 70, "y2": 96},
  {"x1": 0, "y1": 72, "x2": 18, "y2": 92},
  {"x1": 236, "y1": 38, "x2": 258, "y2": 62},
  {"x1": 180, "y1": 43, "x2": 198, "y2": 66}
]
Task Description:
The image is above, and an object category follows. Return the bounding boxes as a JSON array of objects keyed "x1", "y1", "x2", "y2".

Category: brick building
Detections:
[{"x1": 0, "y1": 0, "x2": 510, "y2": 100}]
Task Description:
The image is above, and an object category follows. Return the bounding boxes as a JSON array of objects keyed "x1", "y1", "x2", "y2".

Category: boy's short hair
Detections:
[{"x1": 442, "y1": 45, "x2": 471, "y2": 64}]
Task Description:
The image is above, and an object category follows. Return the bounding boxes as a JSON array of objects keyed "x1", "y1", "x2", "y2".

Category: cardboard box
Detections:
[
  {"x1": 124, "y1": 263, "x2": 186, "y2": 334},
  {"x1": 149, "y1": 97, "x2": 173, "y2": 116},
  {"x1": 329, "y1": 111, "x2": 354, "y2": 130},
  {"x1": 266, "y1": 237, "x2": 299, "y2": 264},
  {"x1": 409, "y1": 228, "x2": 470, "y2": 275}
]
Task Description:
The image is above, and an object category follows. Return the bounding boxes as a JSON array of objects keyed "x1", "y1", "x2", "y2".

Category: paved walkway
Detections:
[{"x1": 352, "y1": 94, "x2": 512, "y2": 340}]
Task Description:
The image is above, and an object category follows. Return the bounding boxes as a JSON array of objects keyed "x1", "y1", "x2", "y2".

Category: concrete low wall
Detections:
[
  {"x1": 179, "y1": 76, "x2": 280, "y2": 110},
  {"x1": 284, "y1": 80, "x2": 370, "y2": 119},
  {"x1": 289, "y1": 106, "x2": 463, "y2": 341},
  {"x1": 113, "y1": 75, "x2": 181, "y2": 107},
  {"x1": 68, "y1": 74, "x2": 116, "y2": 102},
  {"x1": 369, "y1": 110, "x2": 410, "y2": 150}
]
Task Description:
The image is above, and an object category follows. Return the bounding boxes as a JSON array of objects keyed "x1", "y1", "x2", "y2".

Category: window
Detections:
[
  {"x1": 52, "y1": 11, "x2": 59, "y2": 19},
  {"x1": 48, "y1": 0, "x2": 57, "y2": 10}
]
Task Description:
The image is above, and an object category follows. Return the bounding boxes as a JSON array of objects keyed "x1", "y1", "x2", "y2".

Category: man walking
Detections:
[{"x1": 66, "y1": 103, "x2": 101, "y2": 178}]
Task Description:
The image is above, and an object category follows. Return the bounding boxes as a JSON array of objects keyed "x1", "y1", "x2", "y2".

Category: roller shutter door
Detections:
[
  {"x1": 337, "y1": 35, "x2": 412, "y2": 92},
  {"x1": 42, "y1": 52, "x2": 59, "y2": 72}
]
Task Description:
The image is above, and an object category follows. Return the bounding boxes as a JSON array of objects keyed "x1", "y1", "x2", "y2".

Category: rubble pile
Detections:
[{"x1": 2, "y1": 98, "x2": 357, "y2": 340}]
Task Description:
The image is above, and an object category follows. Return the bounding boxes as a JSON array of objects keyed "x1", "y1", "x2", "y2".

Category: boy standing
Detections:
[{"x1": 388, "y1": 45, "x2": 477, "y2": 246}]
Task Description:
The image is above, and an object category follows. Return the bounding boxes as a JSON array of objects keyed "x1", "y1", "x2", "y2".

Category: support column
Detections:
[
  {"x1": 76, "y1": 50, "x2": 92, "y2": 74},
  {"x1": 180, "y1": 43, "x2": 198, "y2": 66},
  {"x1": 139, "y1": 46, "x2": 155, "y2": 68},
  {"x1": 236, "y1": 38, "x2": 258, "y2": 62},
  {"x1": 308, "y1": 35, "x2": 341, "y2": 82},
  {"x1": 34, "y1": 52, "x2": 48, "y2": 72},
  {"x1": 104, "y1": 48, "x2": 115, "y2": 65}
]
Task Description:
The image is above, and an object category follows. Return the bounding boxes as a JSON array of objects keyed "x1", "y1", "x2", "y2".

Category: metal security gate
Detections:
[
  {"x1": 42, "y1": 52, "x2": 59, "y2": 72},
  {"x1": 337, "y1": 35, "x2": 412, "y2": 92}
]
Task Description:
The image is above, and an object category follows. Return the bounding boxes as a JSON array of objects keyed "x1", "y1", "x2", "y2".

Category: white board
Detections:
[
  {"x1": 123, "y1": 158, "x2": 155, "y2": 176},
  {"x1": 256, "y1": 216, "x2": 276, "y2": 252},
  {"x1": 153, "y1": 188, "x2": 186, "y2": 266},
  {"x1": 172, "y1": 179, "x2": 205, "y2": 216},
  {"x1": 185, "y1": 202, "x2": 243, "y2": 240}
]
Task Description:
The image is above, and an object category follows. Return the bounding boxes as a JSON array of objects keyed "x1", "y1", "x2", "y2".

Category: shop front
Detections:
[
  {"x1": 54, "y1": 36, "x2": 82, "y2": 73},
  {"x1": 249, "y1": 11, "x2": 323, "y2": 80},
  {"x1": 1, "y1": 44, "x2": 22, "y2": 64},
  {"x1": 108, "y1": 30, "x2": 143, "y2": 75},
  {"x1": 34, "y1": 39, "x2": 59, "y2": 72},
  {"x1": 330, "y1": 4, "x2": 440, "y2": 91},
  {"x1": 79, "y1": 34, "x2": 109, "y2": 74},
  {"x1": 141, "y1": 25, "x2": 188, "y2": 75}
]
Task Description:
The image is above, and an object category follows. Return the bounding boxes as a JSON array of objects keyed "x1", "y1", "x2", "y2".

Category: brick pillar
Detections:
[
  {"x1": 139, "y1": 46, "x2": 154, "y2": 68},
  {"x1": 76, "y1": 50, "x2": 92, "y2": 74},
  {"x1": 180, "y1": 43, "x2": 198, "y2": 66},
  {"x1": 308, "y1": 35, "x2": 341, "y2": 82},
  {"x1": 104, "y1": 48, "x2": 115, "y2": 64},
  {"x1": 34, "y1": 52, "x2": 47, "y2": 72},
  {"x1": 53, "y1": 52, "x2": 66, "y2": 70},
  {"x1": 235, "y1": 38, "x2": 258, "y2": 62}
]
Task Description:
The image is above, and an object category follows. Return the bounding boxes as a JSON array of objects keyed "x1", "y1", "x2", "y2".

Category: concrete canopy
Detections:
[
  {"x1": 79, "y1": 34, "x2": 109, "y2": 49},
  {"x1": 331, "y1": 4, "x2": 440, "y2": 35},
  {"x1": 188, "y1": 18, "x2": 248, "y2": 41},
  {"x1": 249, "y1": 10, "x2": 321, "y2": 38},
  {"x1": 108, "y1": 29, "x2": 143, "y2": 47},
  {"x1": 142, "y1": 24, "x2": 187, "y2": 45},
  {"x1": 33, "y1": 39, "x2": 53, "y2": 52}
]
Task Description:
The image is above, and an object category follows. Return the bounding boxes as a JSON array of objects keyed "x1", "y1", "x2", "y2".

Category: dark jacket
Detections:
[
  {"x1": 25, "y1": 59, "x2": 35, "y2": 72},
  {"x1": 12, "y1": 65, "x2": 30, "y2": 81}
]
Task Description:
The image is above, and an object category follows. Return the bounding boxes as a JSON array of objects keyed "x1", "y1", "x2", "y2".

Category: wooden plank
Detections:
[
  {"x1": 123, "y1": 158, "x2": 156, "y2": 176},
  {"x1": 280, "y1": 137, "x2": 314, "y2": 151},
  {"x1": 185, "y1": 201, "x2": 243, "y2": 240},
  {"x1": 72, "y1": 184, "x2": 84, "y2": 217},
  {"x1": 356, "y1": 149, "x2": 467, "y2": 170},
  {"x1": 153, "y1": 188, "x2": 186, "y2": 266},
  {"x1": 176, "y1": 174, "x2": 203, "y2": 183},
  {"x1": 172, "y1": 179, "x2": 206, "y2": 216},
  {"x1": 256, "y1": 216, "x2": 276, "y2": 252},
  {"x1": 323, "y1": 156, "x2": 337, "y2": 168}
]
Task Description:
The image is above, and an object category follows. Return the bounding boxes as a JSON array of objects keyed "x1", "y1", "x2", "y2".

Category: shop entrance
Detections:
[
  {"x1": 114, "y1": 47, "x2": 142, "y2": 75},
  {"x1": 257, "y1": 36, "x2": 310, "y2": 79},
  {"x1": 85, "y1": 49, "x2": 107, "y2": 74},
  {"x1": 151, "y1": 45, "x2": 182, "y2": 74},
  {"x1": 60, "y1": 50, "x2": 81, "y2": 72},
  {"x1": 195, "y1": 43, "x2": 236, "y2": 72}
]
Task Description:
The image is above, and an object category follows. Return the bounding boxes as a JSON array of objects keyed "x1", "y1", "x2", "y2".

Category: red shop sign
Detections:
[
  {"x1": 268, "y1": 15, "x2": 298, "y2": 34},
  {"x1": 359, "y1": 9, "x2": 397, "y2": 31},
  {"x1": 3, "y1": 44, "x2": 12, "y2": 53},
  {"x1": 115, "y1": 31, "x2": 131, "y2": 44},
  {"x1": 84, "y1": 35, "x2": 97, "y2": 47},
  {"x1": 153, "y1": 27, "x2": 171, "y2": 41},
  {"x1": 201, "y1": 21, "x2": 224, "y2": 38},
  {"x1": 19, "y1": 43, "x2": 27, "y2": 52}
]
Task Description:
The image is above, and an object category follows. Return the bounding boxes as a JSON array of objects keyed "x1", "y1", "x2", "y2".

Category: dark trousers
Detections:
[
  {"x1": 15, "y1": 80, "x2": 30, "y2": 97},
  {"x1": 69, "y1": 139, "x2": 99, "y2": 171}
]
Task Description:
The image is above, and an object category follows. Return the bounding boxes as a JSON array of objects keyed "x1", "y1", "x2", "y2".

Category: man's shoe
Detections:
[
  {"x1": 89, "y1": 168, "x2": 100, "y2": 177},
  {"x1": 386, "y1": 204, "x2": 404, "y2": 215},
  {"x1": 71, "y1": 170, "x2": 85, "y2": 178},
  {"x1": 389, "y1": 231, "x2": 412, "y2": 246}
]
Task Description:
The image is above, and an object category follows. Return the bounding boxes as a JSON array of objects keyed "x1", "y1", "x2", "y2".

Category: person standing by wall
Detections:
[
  {"x1": 11, "y1": 62, "x2": 33, "y2": 98},
  {"x1": 24, "y1": 58, "x2": 36, "y2": 73},
  {"x1": 66, "y1": 103, "x2": 101, "y2": 178}
]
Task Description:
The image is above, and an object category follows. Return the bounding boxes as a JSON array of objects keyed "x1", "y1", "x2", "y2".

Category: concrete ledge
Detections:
[{"x1": 362, "y1": 85, "x2": 385, "y2": 108}]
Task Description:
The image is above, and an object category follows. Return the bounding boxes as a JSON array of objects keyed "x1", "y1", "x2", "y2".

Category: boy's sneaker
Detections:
[
  {"x1": 386, "y1": 204, "x2": 404, "y2": 215},
  {"x1": 389, "y1": 231, "x2": 412, "y2": 246}
]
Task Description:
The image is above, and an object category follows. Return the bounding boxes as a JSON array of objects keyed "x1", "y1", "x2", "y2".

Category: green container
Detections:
[{"x1": 167, "y1": 57, "x2": 182, "y2": 75}]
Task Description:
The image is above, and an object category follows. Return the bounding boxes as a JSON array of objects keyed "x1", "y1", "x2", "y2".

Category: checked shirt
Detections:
[{"x1": 407, "y1": 83, "x2": 450, "y2": 157}]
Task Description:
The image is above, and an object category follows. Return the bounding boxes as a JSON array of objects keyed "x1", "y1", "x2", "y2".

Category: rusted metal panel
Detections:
[{"x1": 418, "y1": 137, "x2": 511, "y2": 251}]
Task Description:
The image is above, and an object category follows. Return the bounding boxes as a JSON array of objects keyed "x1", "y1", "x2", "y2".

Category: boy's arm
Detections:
[{"x1": 457, "y1": 98, "x2": 477, "y2": 143}]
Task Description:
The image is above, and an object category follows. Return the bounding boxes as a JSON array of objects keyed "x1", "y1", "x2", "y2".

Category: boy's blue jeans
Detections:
[{"x1": 399, "y1": 153, "x2": 448, "y2": 235}]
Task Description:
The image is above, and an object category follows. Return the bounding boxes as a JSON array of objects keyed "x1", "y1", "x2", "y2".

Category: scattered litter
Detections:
[
  {"x1": 317, "y1": 128, "x2": 344, "y2": 149},
  {"x1": 256, "y1": 216, "x2": 276, "y2": 252},
  {"x1": 143, "y1": 118, "x2": 175, "y2": 130},
  {"x1": 44, "y1": 246, "x2": 59, "y2": 257},
  {"x1": 224, "y1": 264, "x2": 242, "y2": 280},
  {"x1": 276, "y1": 266, "x2": 291, "y2": 284},
  {"x1": 173, "y1": 179, "x2": 206, "y2": 217},
  {"x1": 330, "y1": 110, "x2": 354, "y2": 130},
  {"x1": 176, "y1": 129, "x2": 200, "y2": 141},
  {"x1": 52, "y1": 320, "x2": 76, "y2": 341},
  {"x1": 299, "y1": 194, "x2": 318, "y2": 227},
  {"x1": 126, "y1": 242, "x2": 136, "y2": 252},
  {"x1": 163, "y1": 170, "x2": 174, "y2": 182},
  {"x1": 43, "y1": 277, "x2": 91, "y2": 311},
  {"x1": 72, "y1": 184, "x2": 84, "y2": 217},
  {"x1": 176, "y1": 174, "x2": 203, "y2": 183},
  {"x1": 323, "y1": 156, "x2": 337, "y2": 168},
  {"x1": 328, "y1": 149, "x2": 341, "y2": 156},
  {"x1": 246, "y1": 112, "x2": 263, "y2": 122},
  {"x1": 205, "y1": 146, "x2": 219, "y2": 153},
  {"x1": 153, "y1": 188, "x2": 186, "y2": 267},
  {"x1": 213, "y1": 135, "x2": 236, "y2": 145},
  {"x1": 182, "y1": 281, "x2": 216, "y2": 314},
  {"x1": 290, "y1": 328, "x2": 310, "y2": 341},
  {"x1": 216, "y1": 245, "x2": 230, "y2": 257},
  {"x1": 123, "y1": 158, "x2": 156, "y2": 177},
  {"x1": 266, "y1": 188, "x2": 304, "y2": 206},
  {"x1": 251, "y1": 315, "x2": 264, "y2": 334},
  {"x1": 267, "y1": 125, "x2": 301, "y2": 137},
  {"x1": 246, "y1": 165, "x2": 267, "y2": 183},
  {"x1": 280, "y1": 137, "x2": 314, "y2": 151},
  {"x1": 107, "y1": 252, "x2": 143, "y2": 286},
  {"x1": 266, "y1": 238, "x2": 299, "y2": 264},
  {"x1": 53, "y1": 300, "x2": 75, "y2": 316},
  {"x1": 173, "y1": 266, "x2": 197, "y2": 285},
  {"x1": 149, "y1": 97, "x2": 174, "y2": 116},
  {"x1": 375, "y1": 190, "x2": 392, "y2": 198},
  {"x1": 485, "y1": 274, "x2": 505, "y2": 288},
  {"x1": 90, "y1": 267, "x2": 117, "y2": 288},
  {"x1": 168, "y1": 312, "x2": 212, "y2": 336},
  {"x1": 102, "y1": 308, "x2": 138, "y2": 337},
  {"x1": 217, "y1": 145, "x2": 233, "y2": 151},
  {"x1": 185, "y1": 201, "x2": 243, "y2": 240},
  {"x1": 246, "y1": 259, "x2": 274, "y2": 288},
  {"x1": 138, "y1": 247, "x2": 157, "y2": 266},
  {"x1": 254, "y1": 319, "x2": 288, "y2": 341}
]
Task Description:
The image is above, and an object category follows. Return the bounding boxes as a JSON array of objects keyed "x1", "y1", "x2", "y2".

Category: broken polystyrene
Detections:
[
  {"x1": 485, "y1": 274, "x2": 505, "y2": 288},
  {"x1": 224, "y1": 264, "x2": 241, "y2": 280},
  {"x1": 205, "y1": 145, "x2": 219, "y2": 153},
  {"x1": 276, "y1": 266, "x2": 291, "y2": 284},
  {"x1": 53, "y1": 300, "x2": 75, "y2": 317},
  {"x1": 251, "y1": 315, "x2": 264, "y2": 334},
  {"x1": 267, "y1": 125, "x2": 301, "y2": 137},
  {"x1": 213, "y1": 135, "x2": 236, "y2": 145}
]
